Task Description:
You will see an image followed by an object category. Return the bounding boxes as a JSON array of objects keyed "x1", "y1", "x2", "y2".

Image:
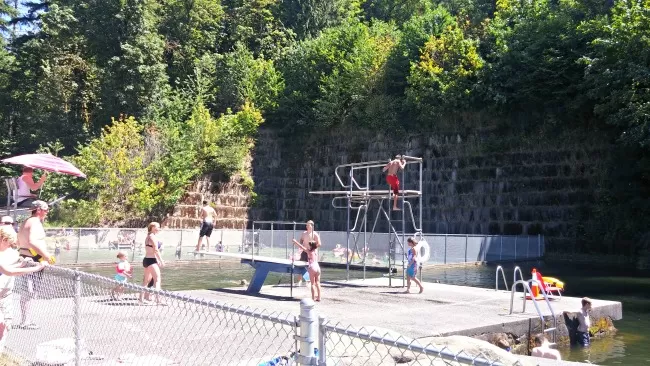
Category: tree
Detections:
[
  {"x1": 281, "y1": 0, "x2": 361, "y2": 39},
  {"x1": 213, "y1": 42, "x2": 284, "y2": 114},
  {"x1": 157, "y1": 0, "x2": 224, "y2": 86},
  {"x1": 406, "y1": 23, "x2": 484, "y2": 123}
]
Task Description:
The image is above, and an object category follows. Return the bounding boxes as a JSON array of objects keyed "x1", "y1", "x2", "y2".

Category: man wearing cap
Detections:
[{"x1": 15, "y1": 200, "x2": 54, "y2": 329}]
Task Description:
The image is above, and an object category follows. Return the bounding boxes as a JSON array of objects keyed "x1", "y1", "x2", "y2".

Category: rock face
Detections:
[
  {"x1": 249, "y1": 128, "x2": 610, "y2": 252},
  {"x1": 163, "y1": 173, "x2": 251, "y2": 229}
]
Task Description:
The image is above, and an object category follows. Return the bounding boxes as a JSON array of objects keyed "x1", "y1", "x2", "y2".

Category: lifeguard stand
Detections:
[{"x1": 310, "y1": 155, "x2": 423, "y2": 286}]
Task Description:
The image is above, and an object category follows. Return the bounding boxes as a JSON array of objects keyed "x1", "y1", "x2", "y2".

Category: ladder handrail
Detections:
[
  {"x1": 509, "y1": 280, "x2": 545, "y2": 325},
  {"x1": 528, "y1": 278, "x2": 559, "y2": 343},
  {"x1": 496, "y1": 265, "x2": 508, "y2": 291},
  {"x1": 403, "y1": 201, "x2": 421, "y2": 233},
  {"x1": 513, "y1": 266, "x2": 524, "y2": 286}
]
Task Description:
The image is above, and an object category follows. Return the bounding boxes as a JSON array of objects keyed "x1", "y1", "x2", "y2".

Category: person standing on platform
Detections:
[
  {"x1": 405, "y1": 237, "x2": 424, "y2": 294},
  {"x1": 382, "y1": 155, "x2": 406, "y2": 211},
  {"x1": 195, "y1": 201, "x2": 216, "y2": 253},
  {"x1": 292, "y1": 220, "x2": 322, "y2": 301}
]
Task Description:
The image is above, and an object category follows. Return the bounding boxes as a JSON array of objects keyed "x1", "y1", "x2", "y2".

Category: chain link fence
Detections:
[
  {"x1": 319, "y1": 320, "x2": 526, "y2": 366},
  {"x1": 4, "y1": 266, "x2": 297, "y2": 365},
  {"x1": 0, "y1": 267, "x2": 529, "y2": 365},
  {"x1": 34, "y1": 227, "x2": 542, "y2": 267}
]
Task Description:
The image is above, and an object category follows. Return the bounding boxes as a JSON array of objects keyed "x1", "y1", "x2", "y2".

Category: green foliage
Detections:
[
  {"x1": 70, "y1": 116, "x2": 150, "y2": 224},
  {"x1": 406, "y1": 23, "x2": 484, "y2": 122},
  {"x1": 276, "y1": 20, "x2": 400, "y2": 130},
  {"x1": 581, "y1": 0, "x2": 650, "y2": 148},
  {"x1": 282, "y1": 0, "x2": 362, "y2": 39},
  {"x1": 214, "y1": 43, "x2": 284, "y2": 114}
]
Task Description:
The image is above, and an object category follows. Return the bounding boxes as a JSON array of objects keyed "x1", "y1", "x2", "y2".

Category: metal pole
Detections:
[
  {"x1": 73, "y1": 271, "x2": 81, "y2": 366},
  {"x1": 76, "y1": 228, "x2": 81, "y2": 264},
  {"x1": 538, "y1": 234, "x2": 541, "y2": 258},
  {"x1": 397, "y1": 167, "x2": 408, "y2": 287},
  {"x1": 527, "y1": 235, "x2": 530, "y2": 259},
  {"x1": 500, "y1": 235, "x2": 503, "y2": 261},
  {"x1": 444, "y1": 234, "x2": 447, "y2": 264},
  {"x1": 364, "y1": 167, "x2": 369, "y2": 280},
  {"x1": 514, "y1": 236, "x2": 518, "y2": 261},
  {"x1": 318, "y1": 316, "x2": 327, "y2": 365},
  {"x1": 271, "y1": 223, "x2": 274, "y2": 258},
  {"x1": 298, "y1": 299, "x2": 317, "y2": 366},
  {"x1": 346, "y1": 168, "x2": 352, "y2": 281},
  {"x1": 465, "y1": 234, "x2": 468, "y2": 263},
  {"x1": 419, "y1": 159, "x2": 423, "y2": 235}
]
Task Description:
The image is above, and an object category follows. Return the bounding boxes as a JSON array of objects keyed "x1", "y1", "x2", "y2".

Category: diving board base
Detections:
[
  {"x1": 189, "y1": 251, "x2": 308, "y2": 295},
  {"x1": 243, "y1": 259, "x2": 308, "y2": 293}
]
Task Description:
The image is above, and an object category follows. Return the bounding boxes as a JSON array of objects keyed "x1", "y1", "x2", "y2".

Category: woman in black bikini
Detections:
[{"x1": 139, "y1": 222, "x2": 164, "y2": 304}]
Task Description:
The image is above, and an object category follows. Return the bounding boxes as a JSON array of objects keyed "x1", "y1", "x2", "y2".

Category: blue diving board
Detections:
[{"x1": 190, "y1": 251, "x2": 308, "y2": 294}]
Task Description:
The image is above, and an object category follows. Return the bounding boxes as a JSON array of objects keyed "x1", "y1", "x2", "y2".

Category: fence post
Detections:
[
  {"x1": 514, "y1": 236, "x2": 518, "y2": 260},
  {"x1": 499, "y1": 235, "x2": 503, "y2": 261},
  {"x1": 319, "y1": 316, "x2": 327, "y2": 365},
  {"x1": 298, "y1": 299, "x2": 317, "y2": 365},
  {"x1": 444, "y1": 234, "x2": 447, "y2": 264},
  {"x1": 538, "y1": 234, "x2": 541, "y2": 258},
  {"x1": 73, "y1": 271, "x2": 82, "y2": 366},
  {"x1": 465, "y1": 234, "x2": 468, "y2": 263},
  {"x1": 75, "y1": 228, "x2": 81, "y2": 264}
]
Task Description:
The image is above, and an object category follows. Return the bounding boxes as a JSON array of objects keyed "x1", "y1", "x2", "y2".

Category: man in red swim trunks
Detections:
[{"x1": 382, "y1": 155, "x2": 406, "y2": 210}]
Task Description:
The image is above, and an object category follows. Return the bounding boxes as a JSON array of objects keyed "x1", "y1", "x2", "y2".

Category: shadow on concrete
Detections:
[{"x1": 206, "y1": 287, "x2": 302, "y2": 302}]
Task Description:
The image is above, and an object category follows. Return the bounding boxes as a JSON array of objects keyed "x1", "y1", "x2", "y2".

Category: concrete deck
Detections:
[
  {"x1": 4, "y1": 278, "x2": 618, "y2": 365},
  {"x1": 181, "y1": 277, "x2": 622, "y2": 340}
]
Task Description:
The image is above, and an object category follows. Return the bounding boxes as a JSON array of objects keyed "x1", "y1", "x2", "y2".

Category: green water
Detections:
[{"x1": 79, "y1": 260, "x2": 650, "y2": 365}]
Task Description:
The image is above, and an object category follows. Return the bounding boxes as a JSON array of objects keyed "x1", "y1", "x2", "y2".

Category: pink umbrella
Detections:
[{"x1": 2, "y1": 153, "x2": 86, "y2": 178}]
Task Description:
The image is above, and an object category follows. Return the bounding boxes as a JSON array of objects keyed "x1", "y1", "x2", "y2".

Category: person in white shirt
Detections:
[
  {"x1": 15, "y1": 167, "x2": 47, "y2": 208},
  {"x1": 576, "y1": 297, "x2": 592, "y2": 346},
  {"x1": 531, "y1": 334, "x2": 561, "y2": 360}
]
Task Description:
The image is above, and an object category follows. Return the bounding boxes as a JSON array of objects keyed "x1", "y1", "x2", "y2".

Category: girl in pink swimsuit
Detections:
[{"x1": 292, "y1": 222, "x2": 322, "y2": 302}]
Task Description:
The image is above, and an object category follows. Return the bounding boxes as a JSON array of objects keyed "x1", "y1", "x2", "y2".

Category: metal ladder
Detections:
[{"x1": 499, "y1": 266, "x2": 559, "y2": 346}]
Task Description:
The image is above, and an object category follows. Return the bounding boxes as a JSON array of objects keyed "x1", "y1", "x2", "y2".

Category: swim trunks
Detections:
[
  {"x1": 199, "y1": 221, "x2": 214, "y2": 238},
  {"x1": 386, "y1": 174, "x2": 399, "y2": 195}
]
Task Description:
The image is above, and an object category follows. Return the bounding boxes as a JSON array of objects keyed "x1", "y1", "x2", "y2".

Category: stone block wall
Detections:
[
  {"x1": 248, "y1": 128, "x2": 609, "y2": 252},
  {"x1": 163, "y1": 173, "x2": 250, "y2": 230}
]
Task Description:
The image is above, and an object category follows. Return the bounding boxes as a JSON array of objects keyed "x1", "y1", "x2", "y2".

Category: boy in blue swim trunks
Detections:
[{"x1": 405, "y1": 237, "x2": 424, "y2": 294}]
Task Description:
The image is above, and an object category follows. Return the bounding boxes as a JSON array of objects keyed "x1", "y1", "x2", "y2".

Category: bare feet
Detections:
[
  {"x1": 393, "y1": 207, "x2": 401, "y2": 211},
  {"x1": 403, "y1": 289, "x2": 411, "y2": 294},
  {"x1": 419, "y1": 287, "x2": 424, "y2": 294}
]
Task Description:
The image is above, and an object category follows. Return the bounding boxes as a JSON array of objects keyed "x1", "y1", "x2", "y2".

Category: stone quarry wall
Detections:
[
  {"x1": 248, "y1": 127, "x2": 609, "y2": 252},
  {"x1": 163, "y1": 173, "x2": 250, "y2": 230}
]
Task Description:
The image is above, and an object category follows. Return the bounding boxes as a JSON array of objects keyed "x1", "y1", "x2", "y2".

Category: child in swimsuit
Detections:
[
  {"x1": 111, "y1": 251, "x2": 132, "y2": 300},
  {"x1": 405, "y1": 237, "x2": 424, "y2": 294},
  {"x1": 292, "y1": 220, "x2": 323, "y2": 302}
]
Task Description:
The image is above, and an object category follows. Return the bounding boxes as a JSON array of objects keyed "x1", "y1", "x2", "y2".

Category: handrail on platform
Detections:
[
  {"x1": 496, "y1": 265, "x2": 508, "y2": 291},
  {"x1": 513, "y1": 266, "x2": 524, "y2": 287}
]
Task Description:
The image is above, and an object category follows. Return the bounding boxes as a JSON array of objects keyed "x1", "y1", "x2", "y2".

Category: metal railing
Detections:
[{"x1": 2, "y1": 268, "x2": 526, "y2": 365}]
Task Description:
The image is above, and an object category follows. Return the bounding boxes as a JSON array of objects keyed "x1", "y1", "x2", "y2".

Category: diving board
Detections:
[{"x1": 190, "y1": 251, "x2": 308, "y2": 294}]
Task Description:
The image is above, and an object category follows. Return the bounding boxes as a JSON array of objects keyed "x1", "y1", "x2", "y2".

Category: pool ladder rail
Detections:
[{"x1": 496, "y1": 265, "x2": 559, "y2": 346}]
